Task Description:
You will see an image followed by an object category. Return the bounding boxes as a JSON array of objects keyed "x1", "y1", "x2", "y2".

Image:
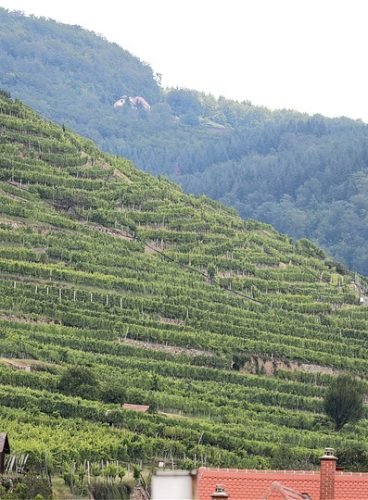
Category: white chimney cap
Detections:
[{"x1": 321, "y1": 447, "x2": 337, "y2": 459}]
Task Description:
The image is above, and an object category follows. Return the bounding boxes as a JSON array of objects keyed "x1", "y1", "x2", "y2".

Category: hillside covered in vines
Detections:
[
  {"x1": 2, "y1": 8, "x2": 368, "y2": 276},
  {"x1": 0, "y1": 92, "x2": 368, "y2": 473}
]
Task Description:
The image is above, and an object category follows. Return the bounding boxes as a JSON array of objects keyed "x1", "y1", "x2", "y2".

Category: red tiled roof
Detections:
[
  {"x1": 196, "y1": 467, "x2": 368, "y2": 500},
  {"x1": 121, "y1": 403, "x2": 150, "y2": 413},
  {"x1": 335, "y1": 471, "x2": 368, "y2": 499},
  {"x1": 265, "y1": 481, "x2": 310, "y2": 499}
]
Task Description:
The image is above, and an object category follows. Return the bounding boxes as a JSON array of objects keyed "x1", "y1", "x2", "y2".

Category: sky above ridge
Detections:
[{"x1": 1, "y1": 0, "x2": 368, "y2": 122}]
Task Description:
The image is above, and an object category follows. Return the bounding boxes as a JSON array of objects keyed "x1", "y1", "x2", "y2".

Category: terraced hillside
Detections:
[{"x1": 0, "y1": 91, "x2": 368, "y2": 472}]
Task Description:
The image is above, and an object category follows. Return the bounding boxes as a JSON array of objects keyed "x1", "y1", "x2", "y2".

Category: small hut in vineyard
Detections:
[
  {"x1": 0, "y1": 433, "x2": 10, "y2": 473},
  {"x1": 121, "y1": 403, "x2": 150, "y2": 413}
]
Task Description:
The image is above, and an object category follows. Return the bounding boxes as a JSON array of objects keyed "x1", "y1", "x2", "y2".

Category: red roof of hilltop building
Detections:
[{"x1": 196, "y1": 449, "x2": 368, "y2": 500}]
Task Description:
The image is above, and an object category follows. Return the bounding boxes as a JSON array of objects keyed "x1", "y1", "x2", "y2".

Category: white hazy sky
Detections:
[{"x1": 1, "y1": 0, "x2": 368, "y2": 121}]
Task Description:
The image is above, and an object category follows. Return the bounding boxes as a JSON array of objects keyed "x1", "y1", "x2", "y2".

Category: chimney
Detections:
[
  {"x1": 211, "y1": 484, "x2": 229, "y2": 499},
  {"x1": 320, "y1": 447, "x2": 337, "y2": 500}
]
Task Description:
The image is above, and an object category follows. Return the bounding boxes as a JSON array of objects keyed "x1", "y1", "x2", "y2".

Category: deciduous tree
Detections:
[{"x1": 324, "y1": 376, "x2": 364, "y2": 431}]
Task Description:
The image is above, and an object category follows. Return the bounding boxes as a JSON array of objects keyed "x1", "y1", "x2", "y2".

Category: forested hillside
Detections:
[
  {"x1": 1, "y1": 8, "x2": 368, "y2": 277},
  {"x1": 1, "y1": 92, "x2": 368, "y2": 477}
]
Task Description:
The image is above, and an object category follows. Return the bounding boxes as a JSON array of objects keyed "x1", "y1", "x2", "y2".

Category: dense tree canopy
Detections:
[
  {"x1": 324, "y1": 375, "x2": 365, "y2": 431},
  {"x1": 58, "y1": 366, "x2": 99, "y2": 399}
]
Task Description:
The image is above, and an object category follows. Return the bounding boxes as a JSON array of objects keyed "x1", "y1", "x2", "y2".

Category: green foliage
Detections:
[
  {"x1": 166, "y1": 89, "x2": 202, "y2": 116},
  {"x1": 0, "y1": 475, "x2": 51, "y2": 499},
  {"x1": 324, "y1": 375, "x2": 365, "y2": 431},
  {"x1": 58, "y1": 366, "x2": 100, "y2": 400},
  {"x1": 336, "y1": 445, "x2": 368, "y2": 472},
  {"x1": 0, "y1": 93, "x2": 366, "y2": 472},
  {"x1": 101, "y1": 383, "x2": 126, "y2": 404},
  {"x1": 90, "y1": 482, "x2": 130, "y2": 500},
  {"x1": 270, "y1": 444, "x2": 317, "y2": 470},
  {"x1": 2, "y1": 9, "x2": 368, "y2": 274},
  {"x1": 132, "y1": 465, "x2": 141, "y2": 482}
]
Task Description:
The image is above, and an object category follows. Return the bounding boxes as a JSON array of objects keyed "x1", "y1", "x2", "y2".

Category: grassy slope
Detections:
[{"x1": 0, "y1": 94, "x2": 368, "y2": 471}]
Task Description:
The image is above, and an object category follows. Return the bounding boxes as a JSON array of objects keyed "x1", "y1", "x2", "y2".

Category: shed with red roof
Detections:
[{"x1": 121, "y1": 403, "x2": 150, "y2": 413}]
